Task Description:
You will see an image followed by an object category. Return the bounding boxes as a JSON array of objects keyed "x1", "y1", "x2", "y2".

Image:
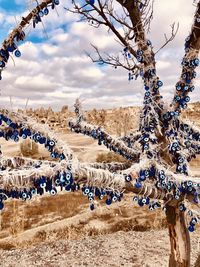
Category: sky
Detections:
[{"x1": 0, "y1": 0, "x2": 199, "y2": 111}]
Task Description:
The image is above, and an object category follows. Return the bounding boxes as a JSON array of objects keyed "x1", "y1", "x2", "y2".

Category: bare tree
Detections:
[{"x1": 0, "y1": 1, "x2": 200, "y2": 266}]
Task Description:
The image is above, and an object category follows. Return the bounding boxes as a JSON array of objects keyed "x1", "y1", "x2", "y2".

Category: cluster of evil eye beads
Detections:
[
  {"x1": 68, "y1": 121, "x2": 136, "y2": 161},
  {"x1": 173, "y1": 36, "x2": 199, "y2": 111},
  {"x1": 0, "y1": 114, "x2": 124, "y2": 212},
  {"x1": 123, "y1": 40, "x2": 153, "y2": 81},
  {"x1": 163, "y1": 120, "x2": 200, "y2": 175},
  {"x1": 138, "y1": 125, "x2": 158, "y2": 159},
  {"x1": 0, "y1": 169, "x2": 79, "y2": 210},
  {"x1": 0, "y1": 114, "x2": 66, "y2": 160},
  {"x1": 33, "y1": 0, "x2": 60, "y2": 28},
  {"x1": 125, "y1": 167, "x2": 200, "y2": 232},
  {"x1": 0, "y1": 0, "x2": 59, "y2": 80},
  {"x1": 179, "y1": 123, "x2": 200, "y2": 157}
]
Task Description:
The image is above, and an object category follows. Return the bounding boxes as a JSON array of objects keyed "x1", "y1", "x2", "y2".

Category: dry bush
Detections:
[
  {"x1": 112, "y1": 107, "x2": 134, "y2": 136},
  {"x1": 96, "y1": 151, "x2": 129, "y2": 164},
  {"x1": 87, "y1": 108, "x2": 107, "y2": 126},
  {"x1": 0, "y1": 241, "x2": 16, "y2": 250},
  {"x1": 34, "y1": 230, "x2": 47, "y2": 242},
  {"x1": 20, "y1": 139, "x2": 39, "y2": 157}
]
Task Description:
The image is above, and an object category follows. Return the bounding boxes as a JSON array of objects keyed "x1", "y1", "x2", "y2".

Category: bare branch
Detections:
[
  {"x1": 155, "y1": 22, "x2": 179, "y2": 55},
  {"x1": 86, "y1": 44, "x2": 140, "y2": 74}
]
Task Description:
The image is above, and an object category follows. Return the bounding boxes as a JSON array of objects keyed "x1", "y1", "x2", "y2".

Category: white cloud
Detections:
[{"x1": 0, "y1": 0, "x2": 199, "y2": 110}]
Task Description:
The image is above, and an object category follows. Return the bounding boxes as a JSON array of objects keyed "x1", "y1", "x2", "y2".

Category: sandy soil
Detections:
[{"x1": 0, "y1": 228, "x2": 200, "y2": 267}]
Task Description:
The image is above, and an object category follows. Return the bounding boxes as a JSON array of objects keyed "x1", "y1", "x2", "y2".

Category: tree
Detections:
[{"x1": 0, "y1": 0, "x2": 200, "y2": 266}]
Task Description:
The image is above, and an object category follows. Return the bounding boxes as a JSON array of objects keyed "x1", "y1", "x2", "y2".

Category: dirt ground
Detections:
[{"x1": 0, "y1": 228, "x2": 200, "y2": 267}]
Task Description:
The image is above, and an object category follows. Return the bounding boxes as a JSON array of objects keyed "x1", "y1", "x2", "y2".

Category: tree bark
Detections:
[
  {"x1": 166, "y1": 204, "x2": 191, "y2": 267},
  {"x1": 194, "y1": 254, "x2": 200, "y2": 267}
]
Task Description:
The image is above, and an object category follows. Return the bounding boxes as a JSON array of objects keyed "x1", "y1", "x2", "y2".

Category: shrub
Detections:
[
  {"x1": 96, "y1": 151, "x2": 129, "y2": 163},
  {"x1": 20, "y1": 139, "x2": 39, "y2": 157}
]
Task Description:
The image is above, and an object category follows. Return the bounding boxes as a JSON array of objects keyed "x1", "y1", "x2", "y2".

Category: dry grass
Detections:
[
  {"x1": 0, "y1": 192, "x2": 88, "y2": 237},
  {"x1": 0, "y1": 192, "x2": 167, "y2": 250}
]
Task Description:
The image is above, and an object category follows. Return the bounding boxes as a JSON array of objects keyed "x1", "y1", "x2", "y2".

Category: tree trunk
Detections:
[{"x1": 166, "y1": 205, "x2": 191, "y2": 267}]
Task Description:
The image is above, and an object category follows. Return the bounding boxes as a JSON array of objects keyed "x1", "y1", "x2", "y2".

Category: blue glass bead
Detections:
[
  {"x1": 141, "y1": 198, "x2": 147, "y2": 204},
  {"x1": 145, "y1": 197, "x2": 150, "y2": 205},
  {"x1": 60, "y1": 153, "x2": 66, "y2": 160},
  {"x1": 188, "y1": 210, "x2": 193, "y2": 216},
  {"x1": 145, "y1": 91, "x2": 150, "y2": 97},
  {"x1": 66, "y1": 172, "x2": 72, "y2": 181},
  {"x1": 21, "y1": 192, "x2": 27, "y2": 200},
  {"x1": 135, "y1": 182, "x2": 142, "y2": 189},
  {"x1": 7, "y1": 43, "x2": 17, "y2": 52},
  {"x1": 133, "y1": 196, "x2": 138, "y2": 202},
  {"x1": 157, "y1": 80, "x2": 163, "y2": 87},
  {"x1": 38, "y1": 137, "x2": 46, "y2": 144},
  {"x1": 188, "y1": 225, "x2": 195, "y2": 232},
  {"x1": 14, "y1": 50, "x2": 21, "y2": 57},
  {"x1": 192, "y1": 71, "x2": 197, "y2": 78},
  {"x1": 26, "y1": 193, "x2": 32, "y2": 200},
  {"x1": 175, "y1": 194, "x2": 180, "y2": 200},
  {"x1": 0, "y1": 202, "x2": 4, "y2": 210},
  {"x1": 106, "y1": 198, "x2": 112, "y2": 205},
  {"x1": 31, "y1": 188, "x2": 37, "y2": 195},
  {"x1": 90, "y1": 203, "x2": 95, "y2": 210},
  {"x1": 48, "y1": 140, "x2": 55, "y2": 147},
  {"x1": 139, "y1": 170, "x2": 146, "y2": 182},
  {"x1": 125, "y1": 175, "x2": 132, "y2": 182},
  {"x1": 143, "y1": 143, "x2": 149, "y2": 150},
  {"x1": 179, "y1": 203, "x2": 186, "y2": 211},
  {"x1": 176, "y1": 84, "x2": 182, "y2": 91},
  {"x1": 189, "y1": 86, "x2": 195, "y2": 92},
  {"x1": 56, "y1": 178, "x2": 61, "y2": 186},
  {"x1": 194, "y1": 58, "x2": 199, "y2": 66},
  {"x1": 50, "y1": 188, "x2": 57, "y2": 195},
  {"x1": 138, "y1": 199, "x2": 144, "y2": 207},
  {"x1": 88, "y1": 192, "x2": 94, "y2": 198},
  {"x1": 95, "y1": 188, "x2": 100, "y2": 197},
  {"x1": 112, "y1": 196, "x2": 118, "y2": 202},
  {"x1": 0, "y1": 49, "x2": 6, "y2": 57},
  {"x1": 84, "y1": 188, "x2": 90, "y2": 195},
  {"x1": 44, "y1": 7, "x2": 49, "y2": 15},
  {"x1": 0, "y1": 61, "x2": 5, "y2": 68},
  {"x1": 65, "y1": 185, "x2": 71, "y2": 191},
  {"x1": 149, "y1": 205, "x2": 154, "y2": 211},
  {"x1": 191, "y1": 217, "x2": 198, "y2": 225},
  {"x1": 146, "y1": 40, "x2": 152, "y2": 46}
]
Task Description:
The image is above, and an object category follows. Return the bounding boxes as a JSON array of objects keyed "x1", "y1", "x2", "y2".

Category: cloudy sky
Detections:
[{"x1": 0, "y1": 0, "x2": 199, "y2": 110}]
